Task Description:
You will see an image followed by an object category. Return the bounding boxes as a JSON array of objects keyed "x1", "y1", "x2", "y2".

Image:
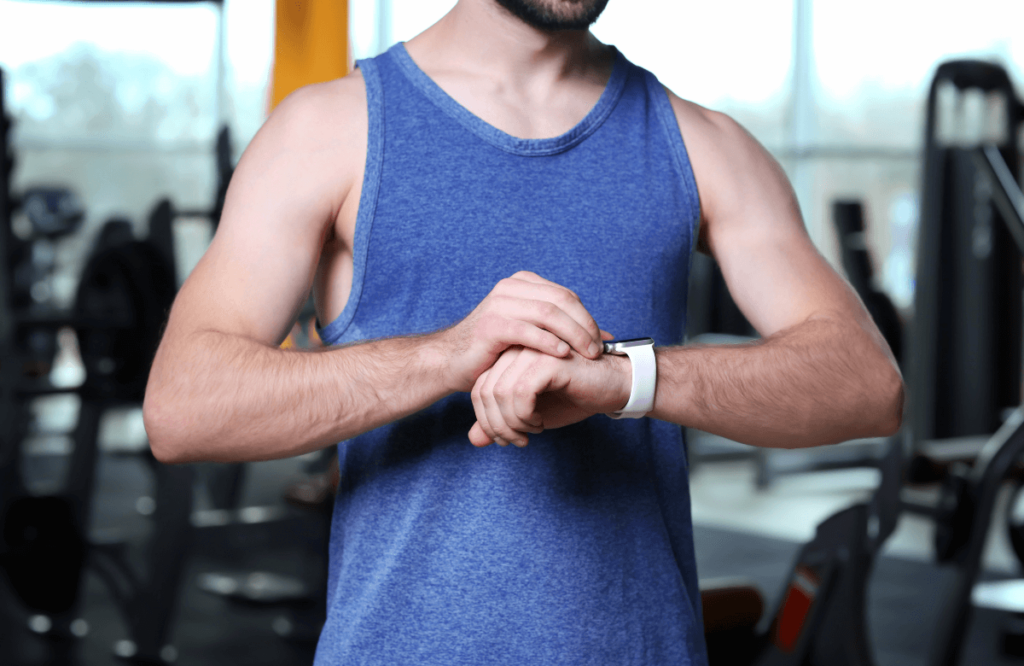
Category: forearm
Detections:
[
  {"x1": 144, "y1": 330, "x2": 451, "y2": 463},
  {"x1": 649, "y1": 314, "x2": 904, "y2": 448}
]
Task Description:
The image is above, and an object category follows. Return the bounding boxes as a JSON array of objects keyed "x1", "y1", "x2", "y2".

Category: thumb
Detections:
[{"x1": 468, "y1": 422, "x2": 492, "y2": 447}]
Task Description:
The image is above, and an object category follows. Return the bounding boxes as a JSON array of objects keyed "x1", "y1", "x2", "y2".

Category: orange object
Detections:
[
  {"x1": 270, "y1": 0, "x2": 350, "y2": 112},
  {"x1": 307, "y1": 317, "x2": 322, "y2": 347}
]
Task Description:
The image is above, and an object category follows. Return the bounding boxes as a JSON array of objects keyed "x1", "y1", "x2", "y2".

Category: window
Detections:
[{"x1": 0, "y1": 0, "x2": 274, "y2": 301}]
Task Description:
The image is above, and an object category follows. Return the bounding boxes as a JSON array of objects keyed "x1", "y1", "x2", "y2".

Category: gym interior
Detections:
[{"x1": 2, "y1": 1, "x2": 1024, "y2": 664}]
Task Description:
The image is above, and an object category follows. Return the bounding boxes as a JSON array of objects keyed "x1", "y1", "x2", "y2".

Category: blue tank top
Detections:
[{"x1": 315, "y1": 43, "x2": 706, "y2": 666}]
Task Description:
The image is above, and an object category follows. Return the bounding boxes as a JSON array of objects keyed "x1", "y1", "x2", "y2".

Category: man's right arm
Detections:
[{"x1": 143, "y1": 75, "x2": 605, "y2": 464}]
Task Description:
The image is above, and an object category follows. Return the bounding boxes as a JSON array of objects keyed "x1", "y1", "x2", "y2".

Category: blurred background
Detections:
[{"x1": 1, "y1": 1, "x2": 1023, "y2": 665}]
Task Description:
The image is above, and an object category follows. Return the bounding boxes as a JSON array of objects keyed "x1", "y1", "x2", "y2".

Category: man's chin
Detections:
[{"x1": 493, "y1": 0, "x2": 611, "y2": 32}]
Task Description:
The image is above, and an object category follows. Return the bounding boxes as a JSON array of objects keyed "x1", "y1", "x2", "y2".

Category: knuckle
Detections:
[
  {"x1": 479, "y1": 298, "x2": 500, "y2": 316},
  {"x1": 536, "y1": 331, "x2": 559, "y2": 351},
  {"x1": 538, "y1": 301, "x2": 558, "y2": 317},
  {"x1": 478, "y1": 313, "x2": 501, "y2": 336}
]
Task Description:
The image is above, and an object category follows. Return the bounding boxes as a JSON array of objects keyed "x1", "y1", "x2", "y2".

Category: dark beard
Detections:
[{"x1": 493, "y1": 0, "x2": 611, "y2": 31}]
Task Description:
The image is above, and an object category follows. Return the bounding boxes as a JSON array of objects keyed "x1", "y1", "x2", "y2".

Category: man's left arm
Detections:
[{"x1": 469, "y1": 95, "x2": 904, "y2": 449}]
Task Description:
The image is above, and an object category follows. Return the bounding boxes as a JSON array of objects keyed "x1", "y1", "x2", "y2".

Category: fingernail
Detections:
[
  {"x1": 589, "y1": 342, "x2": 600, "y2": 357},
  {"x1": 557, "y1": 342, "x2": 569, "y2": 355}
]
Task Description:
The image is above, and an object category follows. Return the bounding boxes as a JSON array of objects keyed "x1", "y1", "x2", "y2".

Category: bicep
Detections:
[
  {"x1": 683, "y1": 105, "x2": 873, "y2": 338},
  {"x1": 163, "y1": 83, "x2": 359, "y2": 348}
]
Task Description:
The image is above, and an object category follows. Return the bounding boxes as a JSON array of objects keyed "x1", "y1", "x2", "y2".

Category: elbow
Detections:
[
  {"x1": 872, "y1": 364, "x2": 906, "y2": 437},
  {"x1": 143, "y1": 385, "x2": 192, "y2": 465},
  {"x1": 886, "y1": 373, "x2": 907, "y2": 435}
]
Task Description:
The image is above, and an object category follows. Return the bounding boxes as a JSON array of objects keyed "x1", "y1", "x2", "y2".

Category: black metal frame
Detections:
[
  {"x1": 0, "y1": 38, "x2": 206, "y2": 658},
  {"x1": 921, "y1": 144, "x2": 1024, "y2": 666},
  {"x1": 911, "y1": 60, "x2": 1023, "y2": 449}
]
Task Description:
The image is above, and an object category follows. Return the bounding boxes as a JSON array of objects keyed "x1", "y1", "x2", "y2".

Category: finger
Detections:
[
  {"x1": 471, "y1": 369, "x2": 496, "y2": 445},
  {"x1": 600, "y1": 330, "x2": 615, "y2": 341},
  {"x1": 491, "y1": 297, "x2": 599, "y2": 359},
  {"x1": 471, "y1": 353, "x2": 513, "y2": 445},
  {"x1": 468, "y1": 421, "x2": 491, "y2": 447},
  {"x1": 493, "y1": 355, "x2": 544, "y2": 438},
  {"x1": 479, "y1": 352, "x2": 528, "y2": 446},
  {"x1": 512, "y1": 353, "x2": 557, "y2": 432},
  {"x1": 498, "y1": 279, "x2": 603, "y2": 356},
  {"x1": 491, "y1": 317, "x2": 571, "y2": 359}
]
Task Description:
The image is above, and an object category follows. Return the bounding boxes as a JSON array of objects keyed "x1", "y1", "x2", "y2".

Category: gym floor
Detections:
[{"x1": 3, "y1": 413, "x2": 1024, "y2": 665}]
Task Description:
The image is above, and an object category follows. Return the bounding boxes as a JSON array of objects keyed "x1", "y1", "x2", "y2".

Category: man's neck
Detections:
[{"x1": 406, "y1": 0, "x2": 612, "y2": 93}]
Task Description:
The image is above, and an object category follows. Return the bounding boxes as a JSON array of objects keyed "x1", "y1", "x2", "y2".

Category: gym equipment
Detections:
[
  {"x1": 0, "y1": 55, "x2": 318, "y2": 663},
  {"x1": 2, "y1": 222, "x2": 193, "y2": 665},
  {"x1": 910, "y1": 60, "x2": 1023, "y2": 450},
  {"x1": 832, "y1": 200, "x2": 903, "y2": 368},
  {"x1": 0, "y1": 35, "x2": 234, "y2": 659},
  {"x1": 898, "y1": 60, "x2": 1024, "y2": 666},
  {"x1": 891, "y1": 68, "x2": 1024, "y2": 666},
  {"x1": 75, "y1": 231, "x2": 178, "y2": 400},
  {"x1": 701, "y1": 431, "x2": 904, "y2": 666},
  {"x1": 923, "y1": 406, "x2": 1024, "y2": 666},
  {"x1": 1, "y1": 66, "x2": 18, "y2": 492},
  {"x1": 20, "y1": 186, "x2": 85, "y2": 238}
]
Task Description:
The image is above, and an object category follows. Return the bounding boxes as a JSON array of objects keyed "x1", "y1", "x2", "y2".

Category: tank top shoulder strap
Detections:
[
  {"x1": 319, "y1": 57, "x2": 386, "y2": 343},
  {"x1": 640, "y1": 68, "x2": 702, "y2": 249}
]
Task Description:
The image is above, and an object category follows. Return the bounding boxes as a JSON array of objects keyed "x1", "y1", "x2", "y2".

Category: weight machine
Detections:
[{"x1": 0, "y1": 2, "x2": 236, "y2": 662}]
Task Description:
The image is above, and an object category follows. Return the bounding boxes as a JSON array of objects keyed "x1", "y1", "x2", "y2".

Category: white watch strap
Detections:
[{"x1": 610, "y1": 342, "x2": 657, "y2": 419}]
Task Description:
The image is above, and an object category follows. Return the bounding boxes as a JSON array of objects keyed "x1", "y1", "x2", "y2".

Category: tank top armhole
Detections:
[
  {"x1": 317, "y1": 57, "x2": 386, "y2": 345},
  {"x1": 644, "y1": 70, "x2": 702, "y2": 260}
]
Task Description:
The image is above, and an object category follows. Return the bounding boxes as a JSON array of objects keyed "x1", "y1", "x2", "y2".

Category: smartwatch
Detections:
[{"x1": 602, "y1": 337, "x2": 656, "y2": 419}]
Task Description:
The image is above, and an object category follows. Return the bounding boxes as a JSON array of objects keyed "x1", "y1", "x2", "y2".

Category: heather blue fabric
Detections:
[{"x1": 314, "y1": 42, "x2": 706, "y2": 666}]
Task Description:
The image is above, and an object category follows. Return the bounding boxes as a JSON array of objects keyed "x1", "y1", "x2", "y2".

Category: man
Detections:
[{"x1": 144, "y1": 0, "x2": 904, "y2": 663}]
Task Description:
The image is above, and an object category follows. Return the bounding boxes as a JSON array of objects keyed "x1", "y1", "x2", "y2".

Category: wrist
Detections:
[
  {"x1": 420, "y1": 330, "x2": 460, "y2": 394},
  {"x1": 609, "y1": 353, "x2": 632, "y2": 413}
]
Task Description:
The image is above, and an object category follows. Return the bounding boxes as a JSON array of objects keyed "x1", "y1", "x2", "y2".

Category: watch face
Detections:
[{"x1": 603, "y1": 337, "x2": 655, "y2": 354}]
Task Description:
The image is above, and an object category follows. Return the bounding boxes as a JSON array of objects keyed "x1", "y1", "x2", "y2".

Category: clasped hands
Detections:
[{"x1": 442, "y1": 271, "x2": 631, "y2": 448}]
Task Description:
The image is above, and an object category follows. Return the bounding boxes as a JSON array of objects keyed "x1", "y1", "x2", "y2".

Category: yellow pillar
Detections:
[{"x1": 270, "y1": 0, "x2": 350, "y2": 112}]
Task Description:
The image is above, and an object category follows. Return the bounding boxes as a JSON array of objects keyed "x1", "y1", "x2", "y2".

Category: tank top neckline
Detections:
[{"x1": 387, "y1": 42, "x2": 629, "y2": 157}]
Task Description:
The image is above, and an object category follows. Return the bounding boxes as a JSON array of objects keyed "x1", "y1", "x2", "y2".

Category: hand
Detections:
[
  {"x1": 468, "y1": 345, "x2": 631, "y2": 447},
  {"x1": 439, "y1": 271, "x2": 611, "y2": 392}
]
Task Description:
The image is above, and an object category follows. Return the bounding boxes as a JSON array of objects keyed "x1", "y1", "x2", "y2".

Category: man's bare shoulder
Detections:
[
  {"x1": 660, "y1": 86, "x2": 798, "y2": 253},
  {"x1": 257, "y1": 69, "x2": 367, "y2": 160},
  {"x1": 235, "y1": 70, "x2": 368, "y2": 220},
  {"x1": 664, "y1": 89, "x2": 727, "y2": 137},
  {"x1": 662, "y1": 87, "x2": 764, "y2": 178}
]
